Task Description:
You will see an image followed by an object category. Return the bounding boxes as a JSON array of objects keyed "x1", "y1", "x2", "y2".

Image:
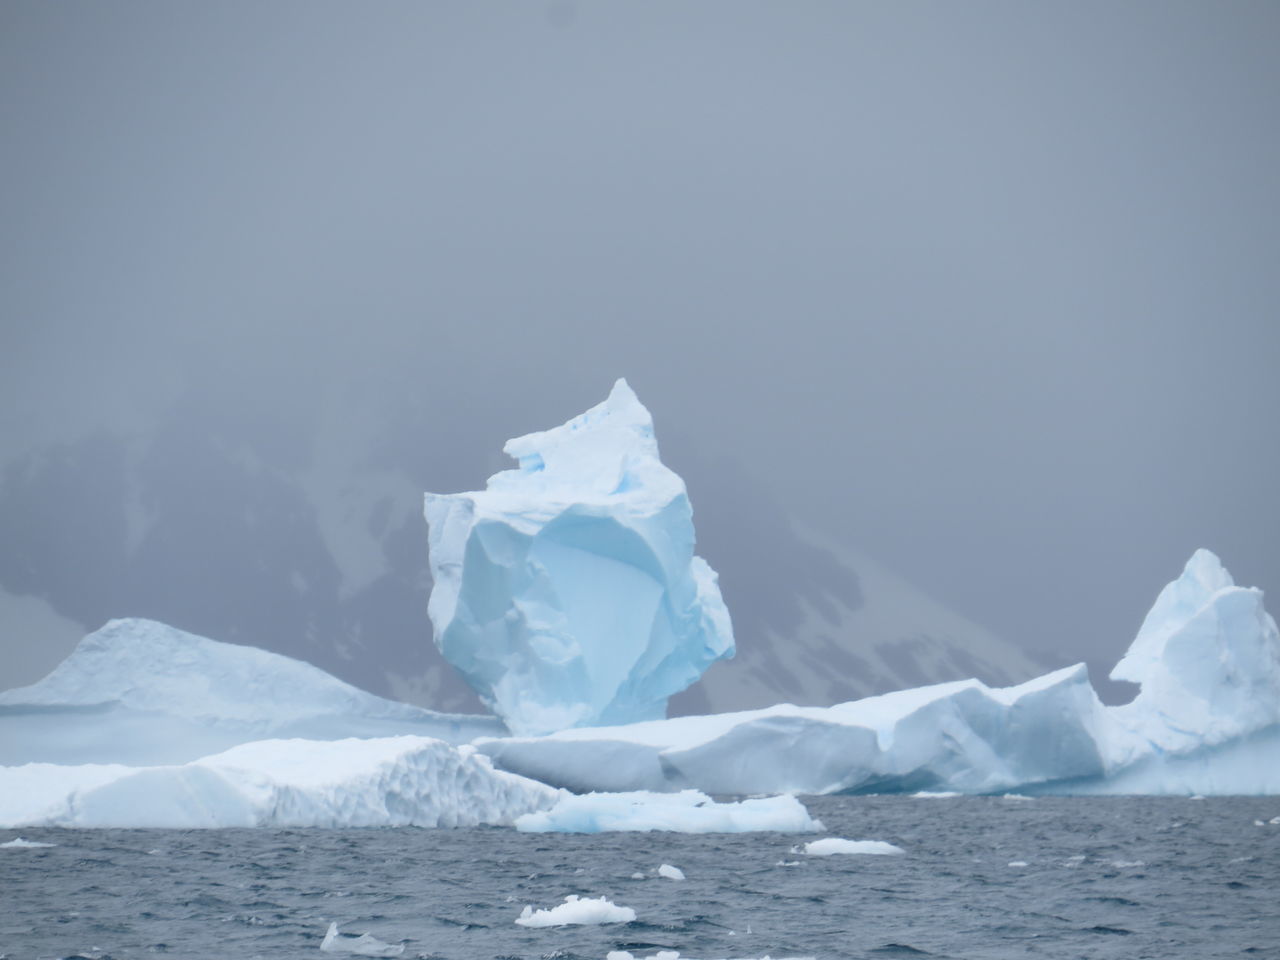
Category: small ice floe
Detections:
[
  {"x1": 515, "y1": 894, "x2": 636, "y2": 927},
  {"x1": 911, "y1": 791, "x2": 960, "y2": 798},
  {"x1": 658, "y1": 863, "x2": 685, "y2": 880},
  {"x1": 1270, "y1": 816, "x2": 1280, "y2": 825},
  {"x1": 1110, "y1": 860, "x2": 1145, "y2": 868},
  {"x1": 775, "y1": 860, "x2": 801, "y2": 867},
  {"x1": 1, "y1": 837, "x2": 56, "y2": 848},
  {"x1": 605, "y1": 952, "x2": 815, "y2": 960},
  {"x1": 630, "y1": 872, "x2": 647, "y2": 880},
  {"x1": 320, "y1": 921, "x2": 404, "y2": 956},
  {"x1": 800, "y1": 838, "x2": 904, "y2": 857},
  {"x1": 1007, "y1": 861, "x2": 1028, "y2": 868},
  {"x1": 514, "y1": 789, "x2": 821, "y2": 833}
]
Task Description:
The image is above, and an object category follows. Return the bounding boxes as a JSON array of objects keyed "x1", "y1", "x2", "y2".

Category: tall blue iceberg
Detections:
[{"x1": 424, "y1": 379, "x2": 735, "y2": 736}]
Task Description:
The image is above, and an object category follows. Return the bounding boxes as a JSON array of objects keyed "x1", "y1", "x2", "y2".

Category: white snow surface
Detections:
[
  {"x1": 320, "y1": 922, "x2": 405, "y2": 957},
  {"x1": 0, "y1": 618, "x2": 504, "y2": 765},
  {"x1": 424, "y1": 379, "x2": 734, "y2": 736},
  {"x1": 516, "y1": 895, "x2": 636, "y2": 927},
  {"x1": 0, "y1": 736, "x2": 561, "y2": 828},
  {"x1": 514, "y1": 790, "x2": 821, "y2": 833},
  {"x1": 477, "y1": 550, "x2": 1280, "y2": 796},
  {"x1": 802, "y1": 838, "x2": 905, "y2": 856}
]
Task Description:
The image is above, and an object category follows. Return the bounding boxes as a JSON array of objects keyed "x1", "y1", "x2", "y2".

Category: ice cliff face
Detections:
[
  {"x1": 477, "y1": 550, "x2": 1280, "y2": 797},
  {"x1": 0, "y1": 736, "x2": 561, "y2": 829},
  {"x1": 424, "y1": 379, "x2": 734, "y2": 736}
]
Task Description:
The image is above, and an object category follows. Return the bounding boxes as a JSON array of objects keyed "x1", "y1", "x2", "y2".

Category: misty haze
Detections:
[{"x1": 2, "y1": 4, "x2": 1279, "y2": 959}]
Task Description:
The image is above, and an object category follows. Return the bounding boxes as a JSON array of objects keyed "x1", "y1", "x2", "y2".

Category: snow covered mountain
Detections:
[{"x1": 0, "y1": 395, "x2": 1046, "y2": 716}]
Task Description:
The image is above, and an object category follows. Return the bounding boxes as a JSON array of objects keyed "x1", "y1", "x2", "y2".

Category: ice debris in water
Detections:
[
  {"x1": 513, "y1": 789, "x2": 822, "y2": 833},
  {"x1": 515, "y1": 894, "x2": 636, "y2": 927},
  {"x1": 1, "y1": 837, "x2": 56, "y2": 848},
  {"x1": 425, "y1": 378, "x2": 735, "y2": 736},
  {"x1": 801, "y1": 838, "x2": 905, "y2": 856},
  {"x1": 658, "y1": 863, "x2": 685, "y2": 880},
  {"x1": 606, "y1": 953, "x2": 816, "y2": 960},
  {"x1": 320, "y1": 921, "x2": 404, "y2": 956}
]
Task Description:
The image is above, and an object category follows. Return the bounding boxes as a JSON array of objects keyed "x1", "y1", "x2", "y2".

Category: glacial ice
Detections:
[
  {"x1": 801, "y1": 838, "x2": 905, "y2": 856},
  {"x1": 477, "y1": 550, "x2": 1280, "y2": 796},
  {"x1": 516, "y1": 895, "x2": 636, "y2": 927},
  {"x1": 424, "y1": 379, "x2": 734, "y2": 736},
  {"x1": 321, "y1": 922, "x2": 405, "y2": 957},
  {"x1": 0, "y1": 736, "x2": 562, "y2": 828},
  {"x1": 0, "y1": 618, "x2": 504, "y2": 765},
  {"x1": 3, "y1": 550, "x2": 1276, "y2": 823},
  {"x1": 513, "y1": 789, "x2": 822, "y2": 833}
]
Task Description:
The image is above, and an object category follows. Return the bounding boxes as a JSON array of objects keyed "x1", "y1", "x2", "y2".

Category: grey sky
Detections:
[{"x1": 2, "y1": 2, "x2": 1278, "y2": 694}]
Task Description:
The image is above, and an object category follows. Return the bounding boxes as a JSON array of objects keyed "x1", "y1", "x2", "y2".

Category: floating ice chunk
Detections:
[
  {"x1": 515, "y1": 894, "x2": 636, "y2": 927},
  {"x1": 1007, "y1": 861, "x2": 1028, "y2": 868},
  {"x1": 801, "y1": 838, "x2": 904, "y2": 857},
  {"x1": 911, "y1": 791, "x2": 960, "y2": 798},
  {"x1": 513, "y1": 789, "x2": 821, "y2": 833},
  {"x1": 658, "y1": 863, "x2": 685, "y2": 880},
  {"x1": 320, "y1": 921, "x2": 405, "y2": 956},
  {"x1": 425, "y1": 379, "x2": 735, "y2": 736},
  {"x1": 1, "y1": 837, "x2": 55, "y2": 848}
]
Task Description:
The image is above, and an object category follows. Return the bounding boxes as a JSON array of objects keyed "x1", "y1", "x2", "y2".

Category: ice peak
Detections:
[
  {"x1": 494, "y1": 379, "x2": 663, "y2": 505},
  {"x1": 1109, "y1": 550, "x2": 1280, "y2": 753},
  {"x1": 1112, "y1": 548, "x2": 1235, "y2": 685},
  {"x1": 425, "y1": 381, "x2": 734, "y2": 736}
]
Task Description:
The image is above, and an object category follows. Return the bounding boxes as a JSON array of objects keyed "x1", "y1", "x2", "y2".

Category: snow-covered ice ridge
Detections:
[
  {"x1": 0, "y1": 736, "x2": 561, "y2": 828},
  {"x1": 424, "y1": 378, "x2": 734, "y2": 736},
  {"x1": 0, "y1": 618, "x2": 505, "y2": 766},
  {"x1": 476, "y1": 550, "x2": 1280, "y2": 796},
  {"x1": 3, "y1": 550, "x2": 1277, "y2": 826}
]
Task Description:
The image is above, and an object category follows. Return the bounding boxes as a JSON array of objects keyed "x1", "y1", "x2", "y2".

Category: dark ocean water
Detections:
[{"x1": 2, "y1": 796, "x2": 1278, "y2": 960}]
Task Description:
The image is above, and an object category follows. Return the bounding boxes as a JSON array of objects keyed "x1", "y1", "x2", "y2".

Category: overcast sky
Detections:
[{"x1": 3, "y1": 2, "x2": 1278, "y2": 691}]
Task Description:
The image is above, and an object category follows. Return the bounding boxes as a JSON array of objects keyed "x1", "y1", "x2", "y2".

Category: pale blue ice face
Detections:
[{"x1": 425, "y1": 381, "x2": 734, "y2": 736}]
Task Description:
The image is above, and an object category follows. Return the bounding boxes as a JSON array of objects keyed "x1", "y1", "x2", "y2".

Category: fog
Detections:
[{"x1": 3, "y1": 2, "x2": 1278, "y2": 703}]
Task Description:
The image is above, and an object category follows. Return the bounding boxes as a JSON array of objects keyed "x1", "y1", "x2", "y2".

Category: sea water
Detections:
[{"x1": 2, "y1": 796, "x2": 1277, "y2": 959}]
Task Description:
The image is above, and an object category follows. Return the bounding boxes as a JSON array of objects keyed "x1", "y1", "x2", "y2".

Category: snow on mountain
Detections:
[
  {"x1": 676, "y1": 533, "x2": 1047, "y2": 716},
  {"x1": 0, "y1": 393, "x2": 1048, "y2": 726}
]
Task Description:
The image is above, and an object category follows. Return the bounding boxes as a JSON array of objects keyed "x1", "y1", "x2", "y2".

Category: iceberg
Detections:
[
  {"x1": 477, "y1": 550, "x2": 1280, "y2": 796},
  {"x1": 0, "y1": 735, "x2": 562, "y2": 828},
  {"x1": 0, "y1": 618, "x2": 504, "y2": 766},
  {"x1": 424, "y1": 379, "x2": 734, "y2": 736}
]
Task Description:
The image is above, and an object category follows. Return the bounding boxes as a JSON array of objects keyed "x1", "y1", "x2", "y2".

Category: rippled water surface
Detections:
[{"x1": 3, "y1": 796, "x2": 1279, "y2": 959}]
